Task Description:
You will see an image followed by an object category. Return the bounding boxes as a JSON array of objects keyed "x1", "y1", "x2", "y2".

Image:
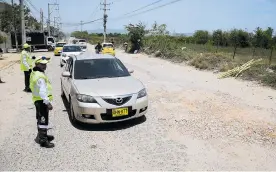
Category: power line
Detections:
[
  {"x1": 110, "y1": 0, "x2": 183, "y2": 21},
  {"x1": 122, "y1": 0, "x2": 163, "y2": 16}
]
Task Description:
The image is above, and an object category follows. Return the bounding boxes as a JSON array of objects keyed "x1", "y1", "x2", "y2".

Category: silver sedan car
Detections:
[{"x1": 60, "y1": 53, "x2": 148, "y2": 124}]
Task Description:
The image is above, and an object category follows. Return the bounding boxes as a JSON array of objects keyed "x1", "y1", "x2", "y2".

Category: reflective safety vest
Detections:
[
  {"x1": 20, "y1": 50, "x2": 32, "y2": 71},
  {"x1": 30, "y1": 71, "x2": 53, "y2": 103}
]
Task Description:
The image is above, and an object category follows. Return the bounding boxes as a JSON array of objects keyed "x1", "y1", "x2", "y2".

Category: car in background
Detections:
[
  {"x1": 60, "y1": 44, "x2": 83, "y2": 67},
  {"x1": 60, "y1": 53, "x2": 148, "y2": 124},
  {"x1": 54, "y1": 41, "x2": 67, "y2": 56},
  {"x1": 102, "y1": 42, "x2": 115, "y2": 56},
  {"x1": 76, "y1": 39, "x2": 87, "y2": 46},
  {"x1": 79, "y1": 45, "x2": 87, "y2": 52}
]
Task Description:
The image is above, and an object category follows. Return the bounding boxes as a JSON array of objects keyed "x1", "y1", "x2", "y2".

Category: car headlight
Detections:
[
  {"x1": 76, "y1": 94, "x2": 97, "y2": 103},
  {"x1": 137, "y1": 88, "x2": 147, "y2": 99}
]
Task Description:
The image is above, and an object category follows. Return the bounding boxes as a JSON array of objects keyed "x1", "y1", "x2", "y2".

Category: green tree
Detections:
[
  {"x1": 193, "y1": 30, "x2": 209, "y2": 44},
  {"x1": 0, "y1": 4, "x2": 40, "y2": 33},
  {"x1": 125, "y1": 22, "x2": 147, "y2": 53},
  {"x1": 212, "y1": 29, "x2": 223, "y2": 52},
  {"x1": 229, "y1": 29, "x2": 239, "y2": 59}
]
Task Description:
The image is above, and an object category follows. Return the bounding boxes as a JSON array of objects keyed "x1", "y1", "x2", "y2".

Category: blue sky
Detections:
[{"x1": 23, "y1": 0, "x2": 276, "y2": 33}]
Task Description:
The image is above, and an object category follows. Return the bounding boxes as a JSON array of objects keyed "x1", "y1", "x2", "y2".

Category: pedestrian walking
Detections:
[
  {"x1": 20, "y1": 43, "x2": 32, "y2": 92},
  {"x1": 30, "y1": 56, "x2": 55, "y2": 148}
]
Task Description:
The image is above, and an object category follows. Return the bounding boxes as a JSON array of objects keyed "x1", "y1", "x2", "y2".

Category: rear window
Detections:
[
  {"x1": 103, "y1": 44, "x2": 113, "y2": 48},
  {"x1": 63, "y1": 46, "x2": 82, "y2": 52}
]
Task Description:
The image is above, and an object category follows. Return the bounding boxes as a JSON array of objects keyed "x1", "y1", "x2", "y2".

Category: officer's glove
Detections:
[
  {"x1": 29, "y1": 69, "x2": 32, "y2": 73},
  {"x1": 32, "y1": 56, "x2": 36, "y2": 59}
]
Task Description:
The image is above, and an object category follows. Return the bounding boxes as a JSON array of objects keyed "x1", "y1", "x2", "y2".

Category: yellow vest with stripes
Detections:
[
  {"x1": 20, "y1": 50, "x2": 32, "y2": 71},
  {"x1": 30, "y1": 71, "x2": 53, "y2": 103}
]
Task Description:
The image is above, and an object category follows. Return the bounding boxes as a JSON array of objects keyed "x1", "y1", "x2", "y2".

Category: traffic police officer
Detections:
[
  {"x1": 20, "y1": 43, "x2": 32, "y2": 92},
  {"x1": 30, "y1": 56, "x2": 54, "y2": 148}
]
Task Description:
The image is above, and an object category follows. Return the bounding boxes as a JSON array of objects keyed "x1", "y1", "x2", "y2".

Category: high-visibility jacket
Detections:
[
  {"x1": 30, "y1": 71, "x2": 53, "y2": 103},
  {"x1": 20, "y1": 50, "x2": 32, "y2": 71}
]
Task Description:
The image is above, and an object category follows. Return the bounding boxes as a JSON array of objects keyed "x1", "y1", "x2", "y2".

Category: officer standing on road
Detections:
[
  {"x1": 30, "y1": 56, "x2": 55, "y2": 148},
  {"x1": 20, "y1": 43, "x2": 32, "y2": 92}
]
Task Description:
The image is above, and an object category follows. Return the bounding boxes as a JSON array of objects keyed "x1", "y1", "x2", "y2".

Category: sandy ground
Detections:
[{"x1": 0, "y1": 44, "x2": 276, "y2": 170}]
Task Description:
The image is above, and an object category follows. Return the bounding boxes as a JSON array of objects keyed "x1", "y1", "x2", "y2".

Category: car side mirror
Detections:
[
  {"x1": 128, "y1": 69, "x2": 134, "y2": 74},
  {"x1": 62, "y1": 71, "x2": 71, "y2": 77}
]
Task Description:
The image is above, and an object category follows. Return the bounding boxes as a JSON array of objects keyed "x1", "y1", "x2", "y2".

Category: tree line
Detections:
[
  {"x1": 0, "y1": 3, "x2": 65, "y2": 40},
  {"x1": 71, "y1": 22, "x2": 276, "y2": 64}
]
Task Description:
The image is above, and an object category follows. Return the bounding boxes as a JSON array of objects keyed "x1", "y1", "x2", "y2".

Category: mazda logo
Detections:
[{"x1": 115, "y1": 98, "x2": 123, "y2": 103}]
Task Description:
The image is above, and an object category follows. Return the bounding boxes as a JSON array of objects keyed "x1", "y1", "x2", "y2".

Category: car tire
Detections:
[
  {"x1": 137, "y1": 115, "x2": 146, "y2": 123},
  {"x1": 69, "y1": 98, "x2": 79, "y2": 125}
]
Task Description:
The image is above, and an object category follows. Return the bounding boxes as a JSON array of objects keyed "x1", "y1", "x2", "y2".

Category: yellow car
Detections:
[
  {"x1": 102, "y1": 43, "x2": 115, "y2": 56},
  {"x1": 54, "y1": 42, "x2": 66, "y2": 56}
]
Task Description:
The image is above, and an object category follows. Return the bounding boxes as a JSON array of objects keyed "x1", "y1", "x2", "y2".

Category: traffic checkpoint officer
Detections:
[
  {"x1": 30, "y1": 56, "x2": 55, "y2": 148},
  {"x1": 20, "y1": 43, "x2": 32, "y2": 92}
]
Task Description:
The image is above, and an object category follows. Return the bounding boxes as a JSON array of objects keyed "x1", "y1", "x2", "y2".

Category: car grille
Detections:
[
  {"x1": 101, "y1": 107, "x2": 137, "y2": 121},
  {"x1": 102, "y1": 96, "x2": 132, "y2": 106}
]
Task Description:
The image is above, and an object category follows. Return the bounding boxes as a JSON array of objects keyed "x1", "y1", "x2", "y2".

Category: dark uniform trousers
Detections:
[
  {"x1": 35, "y1": 100, "x2": 49, "y2": 143},
  {"x1": 24, "y1": 71, "x2": 31, "y2": 90}
]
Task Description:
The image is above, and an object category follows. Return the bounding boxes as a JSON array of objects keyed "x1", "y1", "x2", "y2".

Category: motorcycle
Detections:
[{"x1": 95, "y1": 49, "x2": 102, "y2": 54}]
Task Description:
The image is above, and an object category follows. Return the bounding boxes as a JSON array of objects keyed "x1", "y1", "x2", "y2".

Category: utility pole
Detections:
[
  {"x1": 40, "y1": 8, "x2": 44, "y2": 32},
  {"x1": 53, "y1": 17, "x2": 57, "y2": 36},
  {"x1": 101, "y1": 0, "x2": 110, "y2": 43},
  {"x1": 80, "y1": 21, "x2": 83, "y2": 32},
  {"x1": 48, "y1": 3, "x2": 59, "y2": 36},
  {"x1": 20, "y1": 0, "x2": 26, "y2": 45},
  {"x1": 12, "y1": 0, "x2": 18, "y2": 51}
]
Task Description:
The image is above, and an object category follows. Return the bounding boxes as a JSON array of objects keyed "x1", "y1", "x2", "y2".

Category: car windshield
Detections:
[
  {"x1": 74, "y1": 58, "x2": 130, "y2": 79},
  {"x1": 63, "y1": 46, "x2": 81, "y2": 52},
  {"x1": 48, "y1": 37, "x2": 55, "y2": 43},
  {"x1": 56, "y1": 43, "x2": 66, "y2": 47}
]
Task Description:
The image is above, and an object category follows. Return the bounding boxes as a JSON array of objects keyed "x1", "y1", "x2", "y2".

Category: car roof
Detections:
[
  {"x1": 75, "y1": 52, "x2": 115, "y2": 60},
  {"x1": 102, "y1": 42, "x2": 113, "y2": 44},
  {"x1": 57, "y1": 41, "x2": 66, "y2": 44}
]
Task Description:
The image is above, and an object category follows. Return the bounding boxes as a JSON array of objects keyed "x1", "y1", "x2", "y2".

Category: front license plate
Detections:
[{"x1": 112, "y1": 108, "x2": 128, "y2": 117}]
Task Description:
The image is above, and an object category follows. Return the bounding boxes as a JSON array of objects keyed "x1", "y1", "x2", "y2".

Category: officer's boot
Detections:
[
  {"x1": 38, "y1": 128, "x2": 55, "y2": 148},
  {"x1": 35, "y1": 129, "x2": 54, "y2": 143}
]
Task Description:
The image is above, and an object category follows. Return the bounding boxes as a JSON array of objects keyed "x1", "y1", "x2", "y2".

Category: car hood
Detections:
[{"x1": 73, "y1": 76, "x2": 144, "y2": 97}]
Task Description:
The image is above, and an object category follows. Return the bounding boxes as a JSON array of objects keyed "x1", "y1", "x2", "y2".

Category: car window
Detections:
[
  {"x1": 74, "y1": 58, "x2": 130, "y2": 79},
  {"x1": 64, "y1": 62, "x2": 69, "y2": 71},
  {"x1": 48, "y1": 37, "x2": 55, "y2": 43},
  {"x1": 63, "y1": 46, "x2": 82, "y2": 52},
  {"x1": 103, "y1": 44, "x2": 113, "y2": 48},
  {"x1": 79, "y1": 40, "x2": 86, "y2": 42},
  {"x1": 68, "y1": 59, "x2": 73, "y2": 74}
]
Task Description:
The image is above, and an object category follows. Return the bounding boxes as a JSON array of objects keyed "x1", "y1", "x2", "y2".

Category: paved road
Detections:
[{"x1": 1, "y1": 45, "x2": 276, "y2": 170}]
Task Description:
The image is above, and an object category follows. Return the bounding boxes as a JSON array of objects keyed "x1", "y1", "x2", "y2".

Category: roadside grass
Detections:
[
  {"x1": 143, "y1": 37, "x2": 276, "y2": 88},
  {"x1": 88, "y1": 35, "x2": 276, "y2": 88}
]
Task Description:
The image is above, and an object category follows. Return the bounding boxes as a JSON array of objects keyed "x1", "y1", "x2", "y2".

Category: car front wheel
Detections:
[{"x1": 69, "y1": 98, "x2": 79, "y2": 125}]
